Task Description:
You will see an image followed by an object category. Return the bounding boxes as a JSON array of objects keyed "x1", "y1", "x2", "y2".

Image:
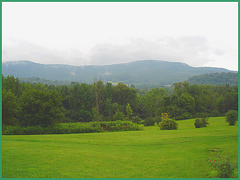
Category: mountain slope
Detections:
[
  {"x1": 2, "y1": 60, "x2": 233, "y2": 88},
  {"x1": 188, "y1": 72, "x2": 238, "y2": 86}
]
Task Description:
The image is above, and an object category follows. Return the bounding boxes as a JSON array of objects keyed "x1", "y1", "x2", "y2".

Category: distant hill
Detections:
[
  {"x1": 2, "y1": 60, "x2": 233, "y2": 88},
  {"x1": 18, "y1": 77, "x2": 71, "y2": 86},
  {"x1": 188, "y1": 72, "x2": 238, "y2": 86}
]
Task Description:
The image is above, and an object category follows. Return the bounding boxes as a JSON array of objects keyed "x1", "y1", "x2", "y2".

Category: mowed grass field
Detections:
[{"x1": 2, "y1": 117, "x2": 238, "y2": 178}]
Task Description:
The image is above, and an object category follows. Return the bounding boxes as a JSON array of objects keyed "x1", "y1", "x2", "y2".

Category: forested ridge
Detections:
[
  {"x1": 188, "y1": 72, "x2": 238, "y2": 86},
  {"x1": 3, "y1": 75, "x2": 238, "y2": 128},
  {"x1": 3, "y1": 60, "x2": 232, "y2": 89}
]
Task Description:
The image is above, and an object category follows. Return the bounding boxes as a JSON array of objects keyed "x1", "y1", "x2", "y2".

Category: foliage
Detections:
[
  {"x1": 178, "y1": 93, "x2": 195, "y2": 114},
  {"x1": 2, "y1": 75, "x2": 238, "y2": 129},
  {"x1": 160, "y1": 113, "x2": 178, "y2": 130},
  {"x1": 154, "y1": 116, "x2": 162, "y2": 125},
  {"x1": 143, "y1": 117, "x2": 155, "y2": 126},
  {"x1": 68, "y1": 83, "x2": 94, "y2": 122},
  {"x1": 143, "y1": 87, "x2": 166, "y2": 117},
  {"x1": 194, "y1": 117, "x2": 209, "y2": 128},
  {"x1": 131, "y1": 116, "x2": 143, "y2": 124},
  {"x1": 126, "y1": 103, "x2": 133, "y2": 120},
  {"x1": 20, "y1": 84, "x2": 65, "y2": 127},
  {"x1": 175, "y1": 112, "x2": 192, "y2": 120},
  {"x1": 161, "y1": 112, "x2": 169, "y2": 120},
  {"x1": 113, "y1": 111, "x2": 125, "y2": 121},
  {"x1": 188, "y1": 72, "x2": 238, "y2": 86},
  {"x1": 2, "y1": 123, "x2": 102, "y2": 135},
  {"x1": 208, "y1": 154, "x2": 238, "y2": 178},
  {"x1": 90, "y1": 120, "x2": 141, "y2": 132},
  {"x1": 93, "y1": 80, "x2": 105, "y2": 122},
  {"x1": 3, "y1": 121, "x2": 141, "y2": 135},
  {"x1": 2, "y1": 89, "x2": 20, "y2": 126},
  {"x1": 226, "y1": 110, "x2": 238, "y2": 126}
]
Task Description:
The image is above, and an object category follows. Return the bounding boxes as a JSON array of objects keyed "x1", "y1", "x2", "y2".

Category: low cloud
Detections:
[
  {"x1": 89, "y1": 36, "x2": 215, "y2": 67},
  {"x1": 3, "y1": 36, "x2": 229, "y2": 68},
  {"x1": 3, "y1": 39, "x2": 88, "y2": 66}
]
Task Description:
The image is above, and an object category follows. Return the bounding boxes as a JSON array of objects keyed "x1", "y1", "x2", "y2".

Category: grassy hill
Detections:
[
  {"x1": 2, "y1": 117, "x2": 238, "y2": 178},
  {"x1": 2, "y1": 60, "x2": 232, "y2": 89}
]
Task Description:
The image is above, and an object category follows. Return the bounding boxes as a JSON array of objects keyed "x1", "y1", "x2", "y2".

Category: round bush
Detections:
[
  {"x1": 160, "y1": 119, "x2": 178, "y2": 130},
  {"x1": 194, "y1": 117, "x2": 209, "y2": 128},
  {"x1": 226, "y1": 110, "x2": 238, "y2": 126},
  {"x1": 194, "y1": 118, "x2": 201, "y2": 128}
]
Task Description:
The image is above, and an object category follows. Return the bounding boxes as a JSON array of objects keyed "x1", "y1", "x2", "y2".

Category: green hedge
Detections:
[
  {"x1": 90, "y1": 120, "x2": 141, "y2": 131},
  {"x1": 3, "y1": 121, "x2": 142, "y2": 135}
]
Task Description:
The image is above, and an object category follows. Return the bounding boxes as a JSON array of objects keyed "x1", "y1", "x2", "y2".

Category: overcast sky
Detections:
[{"x1": 2, "y1": 2, "x2": 238, "y2": 71}]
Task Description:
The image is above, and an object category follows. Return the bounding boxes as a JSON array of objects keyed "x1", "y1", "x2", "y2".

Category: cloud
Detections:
[
  {"x1": 213, "y1": 49, "x2": 225, "y2": 56},
  {"x1": 3, "y1": 39, "x2": 88, "y2": 65},
  {"x1": 89, "y1": 36, "x2": 213, "y2": 67},
  {"x1": 3, "y1": 36, "x2": 231, "y2": 69}
]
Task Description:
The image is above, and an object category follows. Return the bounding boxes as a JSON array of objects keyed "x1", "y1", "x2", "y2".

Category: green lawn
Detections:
[{"x1": 2, "y1": 117, "x2": 238, "y2": 178}]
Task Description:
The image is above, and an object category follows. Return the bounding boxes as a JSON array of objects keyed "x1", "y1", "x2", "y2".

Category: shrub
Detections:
[
  {"x1": 3, "y1": 123, "x2": 103, "y2": 135},
  {"x1": 159, "y1": 112, "x2": 178, "y2": 130},
  {"x1": 143, "y1": 117, "x2": 155, "y2": 126},
  {"x1": 194, "y1": 117, "x2": 209, "y2": 128},
  {"x1": 194, "y1": 118, "x2": 201, "y2": 128},
  {"x1": 208, "y1": 154, "x2": 237, "y2": 178},
  {"x1": 160, "y1": 119, "x2": 178, "y2": 130},
  {"x1": 226, "y1": 110, "x2": 238, "y2": 126},
  {"x1": 91, "y1": 121, "x2": 141, "y2": 131},
  {"x1": 3, "y1": 121, "x2": 142, "y2": 135}
]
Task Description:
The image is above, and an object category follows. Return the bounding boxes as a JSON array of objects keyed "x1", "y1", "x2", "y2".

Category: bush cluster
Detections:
[
  {"x1": 159, "y1": 113, "x2": 178, "y2": 130},
  {"x1": 90, "y1": 121, "x2": 141, "y2": 132},
  {"x1": 160, "y1": 119, "x2": 178, "y2": 130},
  {"x1": 2, "y1": 123, "x2": 102, "y2": 135},
  {"x1": 194, "y1": 117, "x2": 209, "y2": 128},
  {"x1": 226, "y1": 110, "x2": 238, "y2": 126},
  {"x1": 3, "y1": 121, "x2": 142, "y2": 135},
  {"x1": 208, "y1": 154, "x2": 237, "y2": 178}
]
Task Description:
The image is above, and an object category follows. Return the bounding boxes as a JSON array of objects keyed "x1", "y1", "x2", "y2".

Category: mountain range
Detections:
[{"x1": 2, "y1": 60, "x2": 236, "y2": 88}]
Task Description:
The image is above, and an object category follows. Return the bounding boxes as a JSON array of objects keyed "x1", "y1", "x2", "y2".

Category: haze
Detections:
[{"x1": 2, "y1": 2, "x2": 238, "y2": 71}]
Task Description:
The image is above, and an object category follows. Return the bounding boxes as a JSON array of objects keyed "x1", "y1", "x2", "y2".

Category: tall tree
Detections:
[
  {"x1": 20, "y1": 84, "x2": 65, "y2": 127},
  {"x1": 93, "y1": 81, "x2": 105, "y2": 122},
  {"x1": 2, "y1": 89, "x2": 20, "y2": 126},
  {"x1": 126, "y1": 103, "x2": 133, "y2": 120}
]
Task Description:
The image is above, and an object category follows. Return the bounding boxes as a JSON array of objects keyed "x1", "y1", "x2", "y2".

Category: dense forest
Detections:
[
  {"x1": 188, "y1": 72, "x2": 238, "y2": 86},
  {"x1": 3, "y1": 75, "x2": 238, "y2": 127},
  {"x1": 17, "y1": 72, "x2": 238, "y2": 87}
]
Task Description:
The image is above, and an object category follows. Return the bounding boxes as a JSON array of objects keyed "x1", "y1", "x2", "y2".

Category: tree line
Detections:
[
  {"x1": 2, "y1": 75, "x2": 238, "y2": 127},
  {"x1": 188, "y1": 72, "x2": 238, "y2": 86}
]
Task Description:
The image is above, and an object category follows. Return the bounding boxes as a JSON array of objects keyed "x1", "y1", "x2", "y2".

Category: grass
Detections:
[{"x1": 2, "y1": 117, "x2": 238, "y2": 178}]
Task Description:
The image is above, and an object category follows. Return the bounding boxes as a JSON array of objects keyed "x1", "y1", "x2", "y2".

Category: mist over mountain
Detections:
[{"x1": 2, "y1": 60, "x2": 234, "y2": 88}]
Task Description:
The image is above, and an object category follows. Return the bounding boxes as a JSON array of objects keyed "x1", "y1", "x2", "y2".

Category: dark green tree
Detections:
[
  {"x1": 226, "y1": 110, "x2": 238, "y2": 126},
  {"x1": 2, "y1": 89, "x2": 20, "y2": 126},
  {"x1": 20, "y1": 84, "x2": 65, "y2": 127}
]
